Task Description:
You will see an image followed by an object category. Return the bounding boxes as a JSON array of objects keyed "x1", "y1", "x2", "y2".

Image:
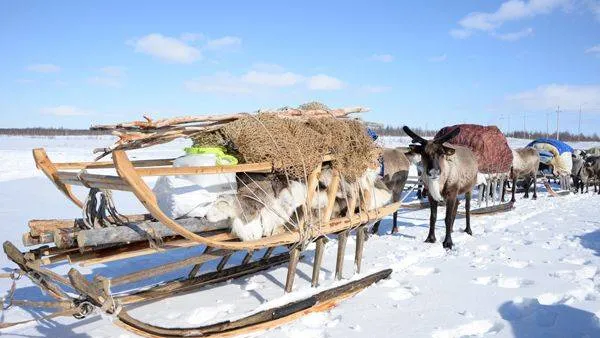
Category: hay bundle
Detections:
[{"x1": 192, "y1": 113, "x2": 380, "y2": 181}]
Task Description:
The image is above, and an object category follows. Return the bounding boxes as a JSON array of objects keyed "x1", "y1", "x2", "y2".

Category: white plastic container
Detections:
[{"x1": 152, "y1": 147, "x2": 238, "y2": 219}]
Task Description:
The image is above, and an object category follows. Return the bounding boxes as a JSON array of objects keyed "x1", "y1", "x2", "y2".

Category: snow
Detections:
[{"x1": 1, "y1": 135, "x2": 600, "y2": 338}]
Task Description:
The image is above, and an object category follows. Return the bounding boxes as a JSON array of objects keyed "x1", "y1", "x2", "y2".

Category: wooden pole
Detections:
[
  {"x1": 335, "y1": 231, "x2": 348, "y2": 280},
  {"x1": 354, "y1": 226, "x2": 366, "y2": 274},
  {"x1": 311, "y1": 237, "x2": 325, "y2": 287},
  {"x1": 217, "y1": 254, "x2": 232, "y2": 272},
  {"x1": 284, "y1": 247, "x2": 301, "y2": 293}
]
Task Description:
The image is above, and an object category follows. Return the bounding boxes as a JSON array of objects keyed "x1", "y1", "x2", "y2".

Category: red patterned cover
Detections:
[{"x1": 435, "y1": 124, "x2": 513, "y2": 174}]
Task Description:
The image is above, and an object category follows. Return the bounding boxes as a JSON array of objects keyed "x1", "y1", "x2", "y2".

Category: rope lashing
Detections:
[
  {"x1": 1, "y1": 269, "x2": 23, "y2": 311},
  {"x1": 82, "y1": 188, "x2": 127, "y2": 229}
]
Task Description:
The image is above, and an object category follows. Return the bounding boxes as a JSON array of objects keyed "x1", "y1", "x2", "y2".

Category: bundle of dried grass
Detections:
[{"x1": 92, "y1": 104, "x2": 378, "y2": 181}]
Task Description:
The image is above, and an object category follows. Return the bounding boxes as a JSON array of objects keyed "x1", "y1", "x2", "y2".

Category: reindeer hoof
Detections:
[
  {"x1": 510, "y1": 198, "x2": 516, "y2": 203},
  {"x1": 442, "y1": 239, "x2": 453, "y2": 249},
  {"x1": 532, "y1": 196, "x2": 537, "y2": 200},
  {"x1": 392, "y1": 227, "x2": 399, "y2": 234},
  {"x1": 523, "y1": 195, "x2": 529, "y2": 199},
  {"x1": 425, "y1": 236, "x2": 436, "y2": 243},
  {"x1": 464, "y1": 228, "x2": 473, "y2": 236}
]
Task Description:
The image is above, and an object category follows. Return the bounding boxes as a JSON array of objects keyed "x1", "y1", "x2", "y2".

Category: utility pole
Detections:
[
  {"x1": 556, "y1": 106, "x2": 560, "y2": 140},
  {"x1": 578, "y1": 105, "x2": 582, "y2": 141},
  {"x1": 546, "y1": 112, "x2": 550, "y2": 138}
]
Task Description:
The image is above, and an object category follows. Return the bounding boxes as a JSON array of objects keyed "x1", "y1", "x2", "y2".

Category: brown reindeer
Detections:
[
  {"x1": 506, "y1": 147, "x2": 540, "y2": 202},
  {"x1": 371, "y1": 148, "x2": 411, "y2": 234},
  {"x1": 403, "y1": 126, "x2": 478, "y2": 249}
]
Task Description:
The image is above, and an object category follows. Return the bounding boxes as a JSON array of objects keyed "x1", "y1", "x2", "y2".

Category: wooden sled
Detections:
[{"x1": 2, "y1": 147, "x2": 398, "y2": 336}]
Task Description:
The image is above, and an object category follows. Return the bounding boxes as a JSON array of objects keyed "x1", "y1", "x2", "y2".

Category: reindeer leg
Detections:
[
  {"x1": 532, "y1": 174, "x2": 537, "y2": 200},
  {"x1": 478, "y1": 184, "x2": 484, "y2": 208},
  {"x1": 523, "y1": 177, "x2": 530, "y2": 199},
  {"x1": 464, "y1": 191, "x2": 472, "y2": 235},
  {"x1": 501, "y1": 179, "x2": 506, "y2": 202},
  {"x1": 442, "y1": 195, "x2": 456, "y2": 249},
  {"x1": 425, "y1": 195, "x2": 438, "y2": 243},
  {"x1": 371, "y1": 220, "x2": 380, "y2": 235},
  {"x1": 392, "y1": 211, "x2": 399, "y2": 234},
  {"x1": 450, "y1": 197, "x2": 459, "y2": 232},
  {"x1": 510, "y1": 177, "x2": 517, "y2": 203}
]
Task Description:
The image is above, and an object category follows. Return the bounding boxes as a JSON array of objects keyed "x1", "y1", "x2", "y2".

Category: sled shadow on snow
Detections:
[
  {"x1": 498, "y1": 298, "x2": 600, "y2": 337},
  {"x1": 579, "y1": 229, "x2": 600, "y2": 257}
]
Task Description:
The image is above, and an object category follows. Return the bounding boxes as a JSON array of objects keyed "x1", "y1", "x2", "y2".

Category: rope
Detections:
[{"x1": 1, "y1": 269, "x2": 23, "y2": 311}]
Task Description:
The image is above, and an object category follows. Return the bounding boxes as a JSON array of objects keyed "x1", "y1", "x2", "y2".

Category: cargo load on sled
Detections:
[{"x1": 1, "y1": 104, "x2": 397, "y2": 336}]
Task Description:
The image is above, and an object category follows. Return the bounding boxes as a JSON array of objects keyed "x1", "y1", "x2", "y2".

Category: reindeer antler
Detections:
[
  {"x1": 433, "y1": 126, "x2": 460, "y2": 144},
  {"x1": 403, "y1": 126, "x2": 428, "y2": 144}
]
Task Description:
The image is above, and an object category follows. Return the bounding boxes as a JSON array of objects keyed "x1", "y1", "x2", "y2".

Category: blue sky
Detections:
[{"x1": 1, "y1": 0, "x2": 599, "y2": 134}]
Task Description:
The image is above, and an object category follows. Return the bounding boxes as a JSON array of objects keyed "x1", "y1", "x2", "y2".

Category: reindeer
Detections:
[
  {"x1": 370, "y1": 148, "x2": 410, "y2": 234},
  {"x1": 505, "y1": 147, "x2": 540, "y2": 202},
  {"x1": 207, "y1": 165, "x2": 392, "y2": 241},
  {"x1": 585, "y1": 156, "x2": 600, "y2": 194},
  {"x1": 572, "y1": 156, "x2": 592, "y2": 193},
  {"x1": 403, "y1": 126, "x2": 478, "y2": 249}
]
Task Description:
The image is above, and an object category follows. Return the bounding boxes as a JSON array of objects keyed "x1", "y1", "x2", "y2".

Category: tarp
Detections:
[
  {"x1": 435, "y1": 124, "x2": 512, "y2": 174},
  {"x1": 526, "y1": 138, "x2": 573, "y2": 175},
  {"x1": 527, "y1": 138, "x2": 573, "y2": 154}
]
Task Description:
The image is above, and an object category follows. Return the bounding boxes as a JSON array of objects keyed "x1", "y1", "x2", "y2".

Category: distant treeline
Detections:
[
  {"x1": 1, "y1": 126, "x2": 599, "y2": 142},
  {"x1": 372, "y1": 126, "x2": 600, "y2": 142},
  {"x1": 0, "y1": 128, "x2": 110, "y2": 136}
]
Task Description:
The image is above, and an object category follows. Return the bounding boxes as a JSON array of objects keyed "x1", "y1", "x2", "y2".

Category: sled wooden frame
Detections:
[{"x1": 3, "y1": 147, "x2": 398, "y2": 336}]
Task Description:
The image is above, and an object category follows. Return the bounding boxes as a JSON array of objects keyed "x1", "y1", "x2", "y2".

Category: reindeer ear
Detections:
[
  {"x1": 443, "y1": 145, "x2": 455, "y2": 156},
  {"x1": 409, "y1": 144, "x2": 424, "y2": 154}
]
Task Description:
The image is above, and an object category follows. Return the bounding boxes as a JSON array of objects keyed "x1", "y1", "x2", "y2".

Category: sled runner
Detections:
[{"x1": 1, "y1": 106, "x2": 397, "y2": 336}]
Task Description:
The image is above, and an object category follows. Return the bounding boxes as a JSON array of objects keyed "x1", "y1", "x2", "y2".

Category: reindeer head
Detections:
[
  {"x1": 403, "y1": 126, "x2": 460, "y2": 201},
  {"x1": 403, "y1": 126, "x2": 460, "y2": 177}
]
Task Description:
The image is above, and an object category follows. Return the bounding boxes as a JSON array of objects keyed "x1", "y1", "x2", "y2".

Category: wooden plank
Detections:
[
  {"x1": 217, "y1": 254, "x2": 233, "y2": 272},
  {"x1": 54, "y1": 158, "x2": 176, "y2": 170},
  {"x1": 321, "y1": 170, "x2": 340, "y2": 222},
  {"x1": 32, "y1": 148, "x2": 83, "y2": 208},
  {"x1": 354, "y1": 226, "x2": 366, "y2": 274},
  {"x1": 68, "y1": 232, "x2": 233, "y2": 266},
  {"x1": 284, "y1": 247, "x2": 302, "y2": 293},
  {"x1": 28, "y1": 215, "x2": 151, "y2": 237},
  {"x1": 113, "y1": 269, "x2": 392, "y2": 338},
  {"x1": 119, "y1": 253, "x2": 292, "y2": 305},
  {"x1": 335, "y1": 231, "x2": 348, "y2": 280},
  {"x1": 110, "y1": 249, "x2": 230, "y2": 286},
  {"x1": 311, "y1": 237, "x2": 325, "y2": 287},
  {"x1": 57, "y1": 172, "x2": 132, "y2": 191},
  {"x1": 76, "y1": 217, "x2": 230, "y2": 248}
]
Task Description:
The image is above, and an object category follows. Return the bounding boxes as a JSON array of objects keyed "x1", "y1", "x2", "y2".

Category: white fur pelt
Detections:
[
  {"x1": 206, "y1": 179, "x2": 308, "y2": 241},
  {"x1": 207, "y1": 167, "x2": 393, "y2": 242}
]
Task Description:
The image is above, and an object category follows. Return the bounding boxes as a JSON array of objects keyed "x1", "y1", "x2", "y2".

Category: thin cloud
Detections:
[
  {"x1": 26, "y1": 64, "x2": 61, "y2": 73},
  {"x1": 130, "y1": 33, "x2": 202, "y2": 63},
  {"x1": 307, "y1": 74, "x2": 344, "y2": 90},
  {"x1": 185, "y1": 68, "x2": 344, "y2": 94},
  {"x1": 88, "y1": 66, "x2": 125, "y2": 88},
  {"x1": 205, "y1": 36, "x2": 242, "y2": 50},
  {"x1": 370, "y1": 54, "x2": 394, "y2": 62},
  {"x1": 451, "y1": 0, "x2": 571, "y2": 39},
  {"x1": 492, "y1": 27, "x2": 534, "y2": 41},
  {"x1": 506, "y1": 84, "x2": 600, "y2": 112},
  {"x1": 241, "y1": 71, "x2": 303, "y2": 87},
  {"x1": 585, "y1": 44, "x2": 600, "y2": 55},
  {"x1": 41, "y1": 105, "x2": 90, "y2": 116}
]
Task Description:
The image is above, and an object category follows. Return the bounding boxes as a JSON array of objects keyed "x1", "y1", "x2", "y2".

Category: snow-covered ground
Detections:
[{"x1": 1, "y1": 135, "x2": 600, "y2": 338}]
